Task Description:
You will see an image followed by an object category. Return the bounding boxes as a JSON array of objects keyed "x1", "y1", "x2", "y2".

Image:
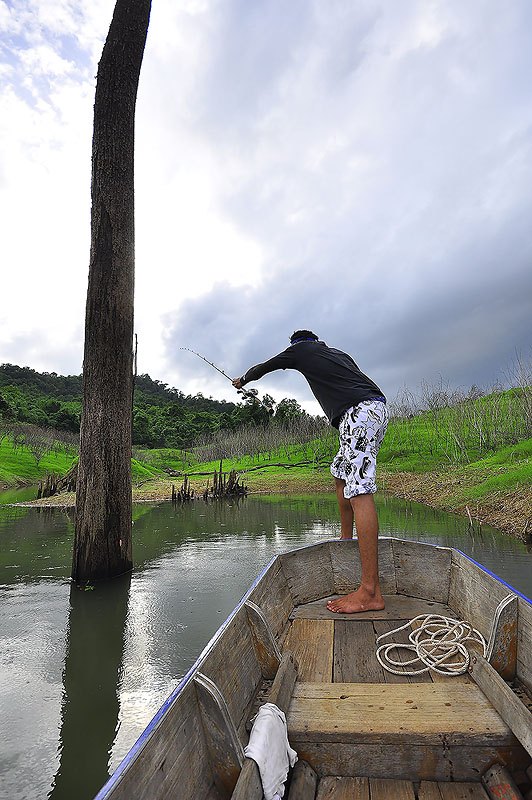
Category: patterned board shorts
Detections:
[{"x1": 330, "y1": 400, "x2": 389, "y2": 499}]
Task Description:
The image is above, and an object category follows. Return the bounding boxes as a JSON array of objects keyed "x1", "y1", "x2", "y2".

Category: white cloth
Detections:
[{"x1": 244, "y1": 702, "x2": 298, "y2": 800}]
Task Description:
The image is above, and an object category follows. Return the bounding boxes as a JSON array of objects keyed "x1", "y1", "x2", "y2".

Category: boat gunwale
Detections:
[
  {"x1": 451, "y1": 547, "x2": 532, "y2": 606},
  {"x1": 94, "y1": 537, "x2": 531, "y2": 800}
]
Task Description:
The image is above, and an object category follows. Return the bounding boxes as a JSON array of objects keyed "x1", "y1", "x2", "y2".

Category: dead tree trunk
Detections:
[{"x1": 72, "y1": 0, "x2": 151, "y2": 584}]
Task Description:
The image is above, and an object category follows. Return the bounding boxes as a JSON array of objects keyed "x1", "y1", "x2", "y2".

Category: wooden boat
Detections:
[{"x1": 95, "y1": 538, "x2": 532, "y2": 800}]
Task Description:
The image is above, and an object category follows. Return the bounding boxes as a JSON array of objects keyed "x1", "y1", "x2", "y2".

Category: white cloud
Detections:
[{"x1": 19, "y1": 42, "x2": 74, "y2": 79}]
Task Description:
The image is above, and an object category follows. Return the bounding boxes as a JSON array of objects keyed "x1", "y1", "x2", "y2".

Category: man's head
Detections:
[{"x1": 290, "y1": 330, "x2": 319, "y2": 344}]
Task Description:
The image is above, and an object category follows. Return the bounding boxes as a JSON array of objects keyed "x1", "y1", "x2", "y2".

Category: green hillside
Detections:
[{"x1": 0, "y1": 435, "x2": 75, "y2": 486}]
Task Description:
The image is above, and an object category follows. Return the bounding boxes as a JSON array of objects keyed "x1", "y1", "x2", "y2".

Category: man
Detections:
[{"x1": 233, "y1": 330, "x2": 388, "y2": 614}]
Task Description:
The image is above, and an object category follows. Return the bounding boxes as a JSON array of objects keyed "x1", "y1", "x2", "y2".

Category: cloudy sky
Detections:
[{"x1": 1, "y1": 0, "x2": 531, "y2": 413}]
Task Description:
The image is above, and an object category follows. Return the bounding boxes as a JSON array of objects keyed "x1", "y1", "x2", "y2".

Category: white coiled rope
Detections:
[{"x1": 375, "y1": 614, "x2": 487, "y2": 676}]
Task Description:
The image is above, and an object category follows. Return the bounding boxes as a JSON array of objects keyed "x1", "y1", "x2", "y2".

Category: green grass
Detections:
[
  {"x1": 178, "y1": 448, "x2": 330, "y2": 477},
  {"x1": 158, "y1": 415, "x2": 531, "y2": 506},
  {"x1": 3, "y1": 383, "x2": 532, "y2": 508},
  {"x1": 131, "y1": 439, "x2": 332, "y2": 479},
  {"x1": 131, "y1": 458, "x2": 162, "y2": 480},
  {"x1": 0, "y1": 436, "x2": 75, "y2": 485},
  {"x1": 458, "y1": 439, "x2": 532, "y2": 501},
  {"x1": 134, "y1": 448, "x2": 191, "y2": 473},
  {"x1": 0, "y1": 436, "x2": 163, "y2": 487},
  {"x1": 135, "y1": 411, "x2": 532, "y2": 501},
  {"x1": 378, "y1": 387, "x2": 532, "y2": 473},
  {"x1": 466, "y1": 437, "x2": 532, "y2": 467},
  {"x1": 377, "y1": 447, "x2": 450, "y2": 473},
  {"x1": 460, "y1": 463, "x2": 532, "y2": 502}
]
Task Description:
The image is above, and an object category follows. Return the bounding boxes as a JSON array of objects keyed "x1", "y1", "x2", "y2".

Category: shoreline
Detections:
[
  {"x1": 379, "y1": 469, "x2": 532, "y2": 543},
  {"x1": 4, "y1": 466, "x2": 532, "y2": 544}
]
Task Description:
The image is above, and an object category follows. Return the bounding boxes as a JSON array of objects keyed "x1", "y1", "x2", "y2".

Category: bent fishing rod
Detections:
[{"x1": 180, "y1": 348, "x2": 273, "y2": 413}]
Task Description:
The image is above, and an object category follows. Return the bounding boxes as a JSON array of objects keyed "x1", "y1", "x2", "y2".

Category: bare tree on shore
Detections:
[{"x1": 386, "y1": 357, "x2": 532, "y2": 465}]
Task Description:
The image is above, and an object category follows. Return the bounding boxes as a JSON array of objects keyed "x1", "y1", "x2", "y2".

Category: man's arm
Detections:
[{"x1": 232, "y1": 349, "x2": 295, "y2": 389}]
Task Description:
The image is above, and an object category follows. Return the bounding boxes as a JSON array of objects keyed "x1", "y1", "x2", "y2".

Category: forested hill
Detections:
[
  {"x1": 133, "y1": 373, "x2": 237, "y2": 414},
  {"x1": 0, "y1": 364, "x2": 237, "y2": 412},
  {"x1": 0, "y1": 363, "x2": 306, "y2": 448},
  {"x1": 0, "y1": 363, "x2": 82, "y2": 400}
]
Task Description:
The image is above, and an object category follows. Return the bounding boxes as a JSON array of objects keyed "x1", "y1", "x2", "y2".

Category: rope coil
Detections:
[{"x1": 375, "y1": 614, "x2": 487, "y2": 676}]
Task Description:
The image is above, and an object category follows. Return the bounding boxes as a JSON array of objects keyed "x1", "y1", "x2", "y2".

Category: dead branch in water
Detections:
[
  {"x1": 203, "y1": 460, "x2": 247, "y2": 500},
  {"x1": 172, "y1": 475, "x2": 194, "y2": 503},
  {"x1": 38, "y1": 463, "x2": 77, "y2": 499}
]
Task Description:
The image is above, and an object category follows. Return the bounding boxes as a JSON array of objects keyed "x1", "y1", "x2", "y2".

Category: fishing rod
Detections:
[{"x1": 180, "y1": 347, "x2": 273, "y2": 413}]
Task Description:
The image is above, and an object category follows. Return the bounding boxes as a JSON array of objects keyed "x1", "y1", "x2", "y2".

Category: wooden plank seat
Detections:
[
  {"x1": 287, "y1": 682, "x2": 515, "y2": 745},
  {"x1": 286, "y1": 682, "x2": 527, "y2": 782},
  {"x1": 311, "y1": 777, "x2": 491, "y2": 799}
]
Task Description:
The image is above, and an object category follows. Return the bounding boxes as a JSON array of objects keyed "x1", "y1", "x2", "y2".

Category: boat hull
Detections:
[{"x1": 95, "y1": 538, "x2": 532, "y2": 799}]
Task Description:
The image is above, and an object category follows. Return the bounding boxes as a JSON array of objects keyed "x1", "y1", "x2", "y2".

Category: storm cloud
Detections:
[
  {"x1": 1, "y1": 1, "x2": 531, "y2": 409},
  {"x1": 162, "y1": 1, "x2": 532, "y2": 406}
]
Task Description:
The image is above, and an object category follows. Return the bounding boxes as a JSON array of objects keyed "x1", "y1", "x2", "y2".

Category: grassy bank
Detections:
[
  {"x1": 0, "y1": 435, "x2": 75, "y2": 487},
  {"x1": 0, "y1": 435, "x2": 161, "y2": 490},
  {"x1": 378, "y1": 438, "x2": 532, "y2": 540}
]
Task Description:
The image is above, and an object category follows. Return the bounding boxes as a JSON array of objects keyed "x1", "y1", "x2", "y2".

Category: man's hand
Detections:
[{"x1": 232, "y1": 377, "x2": 243, "y2": 389}]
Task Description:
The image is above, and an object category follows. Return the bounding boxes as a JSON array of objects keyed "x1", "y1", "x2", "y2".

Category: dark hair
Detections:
[{"x1": 290, "y1": 330, "x2": 319, "y2": 343}]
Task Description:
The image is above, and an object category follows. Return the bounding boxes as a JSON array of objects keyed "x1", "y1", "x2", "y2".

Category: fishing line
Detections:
[{"x1": 180, "y1": 347, "x2": 273, "y2": 412}]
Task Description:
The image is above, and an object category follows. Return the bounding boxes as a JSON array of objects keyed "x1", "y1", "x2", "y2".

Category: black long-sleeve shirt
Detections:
[{"x1": 241, "y1": 339, "x2": 385, "y2": 427}]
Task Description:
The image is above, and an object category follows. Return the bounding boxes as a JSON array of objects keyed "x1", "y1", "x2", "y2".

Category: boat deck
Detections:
[
  {"x1": 96, "y1": 539, "x2": 532, "y2": 800},
  {"x1": 283, "y1": 594, "x2": 468, "y2": 684}
]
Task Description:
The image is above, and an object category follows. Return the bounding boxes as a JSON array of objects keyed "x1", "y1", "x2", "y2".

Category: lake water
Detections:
[{"x1": 0, "y1": 488, "x2": 531, "y2": 800}]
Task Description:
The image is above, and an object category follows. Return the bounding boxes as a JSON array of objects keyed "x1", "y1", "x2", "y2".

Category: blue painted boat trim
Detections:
[{"x1": 454, "y1": 547, "x2": 532, "y2": 605}]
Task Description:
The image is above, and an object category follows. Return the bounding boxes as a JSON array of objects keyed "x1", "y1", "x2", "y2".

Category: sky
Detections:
[{"x1": 1, "y1": 0, "x2": 531, "y2": 414}]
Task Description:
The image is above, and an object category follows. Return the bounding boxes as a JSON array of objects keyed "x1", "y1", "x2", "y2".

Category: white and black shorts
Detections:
[{"x1": 330, "y1": 400, "x2": 388, "y2": 498}]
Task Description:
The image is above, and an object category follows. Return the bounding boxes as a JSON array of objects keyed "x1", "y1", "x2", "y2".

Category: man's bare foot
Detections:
[{"x1": 327, "y1": 587, "x2": 385, "y2": 614}]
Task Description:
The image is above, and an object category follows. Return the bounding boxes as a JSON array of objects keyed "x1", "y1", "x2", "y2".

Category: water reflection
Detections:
[
  {"x1": 50, "y1": 576, "x2": 131, "y2": 799},
  {"x1": 0, "y1": 490, "x2": 531, "y2": 800}
]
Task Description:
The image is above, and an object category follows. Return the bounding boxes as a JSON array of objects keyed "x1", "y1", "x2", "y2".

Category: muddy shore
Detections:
[{"x1": 379, "y1": 469, "x2": 532, "y2": 543}]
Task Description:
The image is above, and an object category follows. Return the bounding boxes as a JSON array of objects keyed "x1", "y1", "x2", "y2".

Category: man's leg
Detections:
[
  {"x1": 328, "y1": 401, "x2": 388, "y2": 613},
  {"x1": 335, "y1": 477, "x2": 354, "y2": 539},
  {"x1": 327, "y1": 493, "x2": 385, "y2": 613}
]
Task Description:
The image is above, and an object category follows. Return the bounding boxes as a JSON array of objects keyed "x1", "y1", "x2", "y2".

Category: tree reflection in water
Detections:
[{"x1": 50, "y1": 574, "x2": 131, "y2": 800}]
